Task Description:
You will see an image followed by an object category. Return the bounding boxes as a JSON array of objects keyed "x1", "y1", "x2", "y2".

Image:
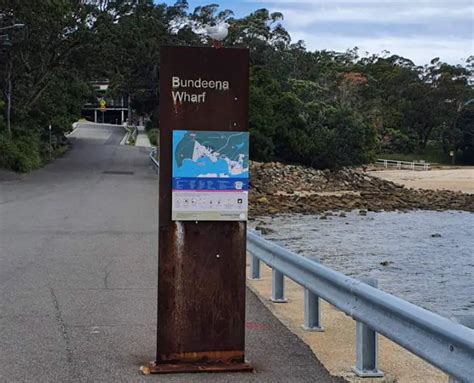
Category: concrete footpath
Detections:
[
  {"x1": 135, "y1": 126, "x2": 152, "y2": 148},
  {"x1": 0, "y1": 123, "x2": 343, "y2": 382}
]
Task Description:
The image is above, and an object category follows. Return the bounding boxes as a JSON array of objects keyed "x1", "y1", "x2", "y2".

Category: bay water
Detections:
[{"x1": 251, "y1": 210, "x2": 474, "y2": 318}]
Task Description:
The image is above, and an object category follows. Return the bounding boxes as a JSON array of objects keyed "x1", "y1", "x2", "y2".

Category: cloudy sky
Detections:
[{"x1": 163, "y1": 0, "x2": 473, "y2": 65}]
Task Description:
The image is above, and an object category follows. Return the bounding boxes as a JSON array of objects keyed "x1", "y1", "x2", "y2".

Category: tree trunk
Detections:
[{"x1": 6, "y1": 60, "x2": 12, "y2": 137}]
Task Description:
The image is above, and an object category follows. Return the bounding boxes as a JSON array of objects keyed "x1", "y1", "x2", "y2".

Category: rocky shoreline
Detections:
[{"x1": 249, "y1": 161, "x2": 474, "y2": 217}]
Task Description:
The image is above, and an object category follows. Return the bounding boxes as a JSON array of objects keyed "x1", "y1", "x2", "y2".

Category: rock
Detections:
[
  {"x1": 255, "y1": 225, "x2": 275, "y2": 235},
  {"x1": 248, "y1": 161, "x2": 474, "y2": 216},
  {"x1": 380, "y1": 261, "x2": 393, "y2": 266},
  {"x1": 431, "y1": 233, "x2": 442, "y2": 238},
  {"x1": 339, "y1": 212, "x2": 347, "y2": 217},
  {"x1": 320, "y1": 215, "x2": 328, "y2": 220}
]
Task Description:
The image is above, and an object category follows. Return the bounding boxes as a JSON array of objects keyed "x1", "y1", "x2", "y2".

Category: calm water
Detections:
[{"x1": 251, "y1": 211, "x2": 474, "y2": 318}]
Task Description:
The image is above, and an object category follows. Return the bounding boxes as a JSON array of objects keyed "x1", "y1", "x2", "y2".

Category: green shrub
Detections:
[
  {"x1": 380, "y1": 128, "x2": 417, "y2": 154},
  {"x1": 273, "y1": 103, "x2": 376, "y2": 169},
  {"x1": 147, "y1": 128, "x2": 159, "y2": 146},
  {"x1": 0, "y1": 132, "x2": 42, "y2": 172},
  {"x1": 145, "y1": 120, "x2": 155, "y2": 132},
  {"x1": 0, "y1": 133, "x2": 19, "y2": 169}
]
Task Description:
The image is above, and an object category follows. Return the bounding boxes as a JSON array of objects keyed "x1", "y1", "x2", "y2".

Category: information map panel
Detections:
[{"x1": 172, "y1": 130, "x2": 249, "y2": 221}]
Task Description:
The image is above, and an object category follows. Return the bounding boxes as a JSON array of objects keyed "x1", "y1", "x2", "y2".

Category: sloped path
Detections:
[{"x1": 0, "y1": 123, "x2": 343, "y2": 382}]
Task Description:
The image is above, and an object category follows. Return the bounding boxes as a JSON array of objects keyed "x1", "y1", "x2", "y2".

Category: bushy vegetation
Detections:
[
  {"x1": 147, "y1": 129, "x2": 159, "y2": 146},
  {"x1": 1, "y1": 1, "x2": 473, "y2": 172},
  {"x1": 0, "y1": 131, "x2": 42, "y2": 172},
  {"x1": 1, "y1": 2, "x2": 90, "y2": 171}
]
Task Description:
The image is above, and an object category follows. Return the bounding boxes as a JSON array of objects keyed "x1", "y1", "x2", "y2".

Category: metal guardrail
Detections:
[
  {"x1": 121, "y1": 125, "x2": 139, "y2": 145},
  {"x1": 150, "y1": 147, "x2": 159, "y2": 173},
  {"x1": 129, "y1": 126, "x2": 138, "y2": 144},
  {"x1": 247, "y1": 230, "x2": 474, "y2": 381},
  {"x1": 376, "y1": 158, "x2": 431, "y2": 171}
]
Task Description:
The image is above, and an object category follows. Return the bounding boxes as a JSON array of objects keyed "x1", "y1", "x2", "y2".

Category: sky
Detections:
[{"x1": 161, "y1": 0, "x2": 474, "y2": 66}]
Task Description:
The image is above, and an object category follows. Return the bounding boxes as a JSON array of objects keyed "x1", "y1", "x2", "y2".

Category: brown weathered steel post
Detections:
[{"x1": 149, "y1": 46, "x2": 251, "y2": 373}]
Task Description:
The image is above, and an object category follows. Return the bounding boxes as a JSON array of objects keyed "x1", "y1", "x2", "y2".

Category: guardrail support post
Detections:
[
  {"x1": 249, "y1": 254, "x2": 261, "y2": 280},
  {"x1": 352, "y1": 278, "x2": 384, "y2": 378},
  {"x1": 302, "y1": 257, "x2": 324, "y2": 332},
  {"x1": 271, "y1": 269, "x2": 287, "y2": 303},
  {"x1": 149, "y1": 148, "x2": 159, "y2": 174},
  {"x1": 302, "y1": 288, "x2": 324, "y2": 331},
  {"x1": 448, "y1": 315, "x2": 474, "y2": 383}
]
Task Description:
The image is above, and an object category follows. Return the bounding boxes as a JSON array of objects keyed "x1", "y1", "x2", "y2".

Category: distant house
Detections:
[{"x1": 81, "y1": 81, "x2": 128, "y2": 124}]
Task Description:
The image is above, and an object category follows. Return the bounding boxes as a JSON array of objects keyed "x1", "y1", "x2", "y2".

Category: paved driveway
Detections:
[{"x1": 0, "y1": 123, "x2": 343, "y2": 382}]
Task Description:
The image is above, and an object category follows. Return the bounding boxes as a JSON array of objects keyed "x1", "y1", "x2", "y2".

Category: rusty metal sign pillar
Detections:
[{"x1": 150, "y1": 46, "x2": 252, "y2": 374}]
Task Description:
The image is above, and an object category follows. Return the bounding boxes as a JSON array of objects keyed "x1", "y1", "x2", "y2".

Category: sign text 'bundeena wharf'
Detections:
[{"x1": 171, "y1": 76, "x2": 230, "y2": 104}]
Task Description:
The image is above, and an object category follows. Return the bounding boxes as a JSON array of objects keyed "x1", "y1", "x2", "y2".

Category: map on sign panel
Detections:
[
  {"x1": 173, "y1": 130, "x2": 249, "y2": 177},
  {"x1": 172, "y1": 130, "x2": 249, "y2": 221}
]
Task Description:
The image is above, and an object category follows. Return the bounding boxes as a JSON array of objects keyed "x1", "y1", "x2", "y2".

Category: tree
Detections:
[
  {"x1": 249, "y1": 67, "x2": 279, "y2": 161},
  {"x1": 398, "y1": 59, "x2": 473, "y2": 153},
  {"x1": 454, "y1": 104, "x2": 474, "y2": 164},
  {"x1": 2, "y1": 0, "x2": 95, "y2": 132},
  {"x1": 1, "y1": 0, "x2": 473, "y2": 172}
]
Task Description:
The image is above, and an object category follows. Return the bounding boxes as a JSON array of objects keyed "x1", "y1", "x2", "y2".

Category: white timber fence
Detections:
[{"x1": 376, "y1": 158, "x2": 431, "y2": 171}]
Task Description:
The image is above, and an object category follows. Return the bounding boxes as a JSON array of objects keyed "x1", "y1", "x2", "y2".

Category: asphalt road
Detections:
[{"x1": 0, "y1": 123, "x2": 344, "y2": 382}]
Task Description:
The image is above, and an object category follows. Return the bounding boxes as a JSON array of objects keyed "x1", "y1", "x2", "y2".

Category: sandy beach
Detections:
[{"x1": 368, "y1": 167, "x2": 474, "y2": 194}]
